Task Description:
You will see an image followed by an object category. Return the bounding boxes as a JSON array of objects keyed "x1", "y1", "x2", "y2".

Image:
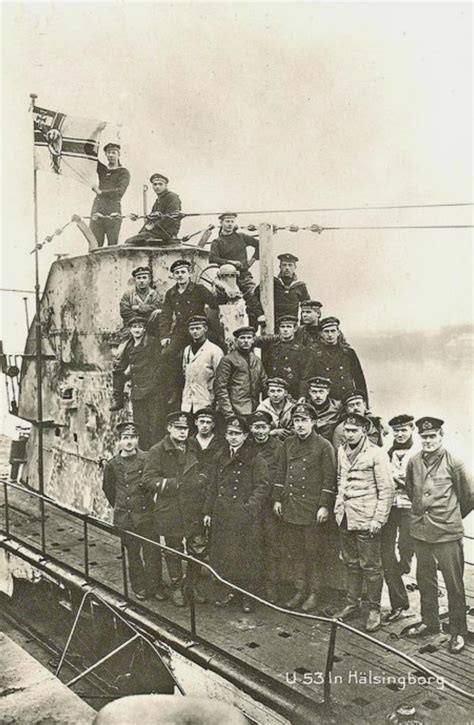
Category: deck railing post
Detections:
[
  {"x1": 120, "y1": 538, "x2": 129, "y2": 599},
  {"x1": 83, "y1": 518, "x2": 89, "y2": 579},
  {"x1": 323, "y1": 620, "x2": 338, "y2": 702},
  {"x1": 3, "y1": 479, "x2": 9, "y2": 535}
]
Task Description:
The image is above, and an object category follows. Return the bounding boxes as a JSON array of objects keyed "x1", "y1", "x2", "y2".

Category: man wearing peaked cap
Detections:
[
  {"x1": 256, "y1": 314, "x2": 311, "y2": 400},
  {"x1": 102, "y1": 417, "x2": 163, "y2": 601},
  {"x1": 210, "y1": 213, "x2": 259, "y2": 300},
  {"x1": 119, "y1": 266, "x2": 160, "y2": 329},
  {"x1": 404, "y1": 417, "x2": 473, "y2": 653},
  {"x1": 90, "y1": 139, "x2": 130, "y2": 248},
  {"x1": 295, "y1": 300, "x2": 323, "y2": 349},
  {"x1": 181, "y1": 313, "x2": 224, "y2": 414},
  {"x1": 124, "y1": 172, "x2": 182, "y2": 246},
  {"x1": 250, "y1": 250, "x2": 310, "y2": 326},
  {"x1": 333, "y1": 389, "x2": 386, "y2": 449},
  {"x1": 277, "y1": 253, "x2": 299, "y2": 263},
  {"x1": 302, "y1": 376, "x2": 341, "y2": 443},
  {"x1": 232, "y1": 325, "x2": 256, "y2": 338},
  {"x1": 170, "y1": 259, "x2": 191, "y2": 273},
  {"x1": 389, "y1": 414, "x2": 415, "y2": 429},
  {"x1": 256, "y1": 377, "x2": 295, "y2": 441}
]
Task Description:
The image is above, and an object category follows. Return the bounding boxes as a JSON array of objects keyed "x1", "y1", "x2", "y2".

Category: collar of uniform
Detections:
[{"x1": 162, "y1": 435, "x2": 187, "y2": 452}]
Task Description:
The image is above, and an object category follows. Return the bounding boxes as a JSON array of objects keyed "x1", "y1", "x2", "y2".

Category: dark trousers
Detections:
[
  {"x1": 284, "y1": 521, "x2": 326, "y2": 594},
  {"x1": 131, "y1": 395, "x2": 163, "y2": 451},
  {"x1": 124, "y1": 231, "x2": 175, "y2": 247},
  {"x1": 164, "y1": 531, "x2": 208, "y2": 586},
  {"x1": 397, "y1": 508, "x2": 415, "y2": 574},
  {"x1": 237, "y1": 270, "x2": 256, "y2": 299},
  {"x1": 160, "y1": 338, "x2": 186, "y2": 410},
  {"x1": 90, "y1": 217, "x2": 121, "y2": 247},
  {"x1": 414, "y1": 538, "x2": 467, "y2": 635},
  {"x1": 262, "y1": 508, "x2": 283, "y2": 587},
  {"x1": 339, "y1": 520, "x2": 383, "y2": 610},
  {"x1": 122, "y1": 520, "x2": 162, "y2": 595},
  {"x1": 381, "y1": 508, "x2": 411, "y2": 610}
]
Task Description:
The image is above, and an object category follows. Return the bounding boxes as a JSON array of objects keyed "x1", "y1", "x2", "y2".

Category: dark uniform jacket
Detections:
[
  {"x1": 204, "y1": 441, "x2": 269, "y2": 588},
  {"x1": 311, "y1": 398, "x2": 341, "y2": 442},
  {"x1": 294, "y1": 324, "x2": 320, "y2": 350},
  {"x1": 252, "y1": 437, "x2": 283, "y2": 482},
  {"x1": 143, "y1": 436, "x2": 208, "y2": 538},
  {"x1": 91, "y1": 162, "x2": 130, "y2": 214},
  {"x1": 188, "y1": 434, "x2": 225, "y2": 477},
  {"x1": 308, "y1": 341, "x2": 367, "y2": 403},
  {"x1": 405, "y1": 449, "x2": 473, "y2": 544},
  {"x1": 274, "y1": 431, "x2": 337, "y2": 525},
  {"x1": 140, "y1": 190, "x2": 182, "y2": 240},
  {"x1": 259, "y1": 337, "x2": 312, "y2": 400},
  {"x1": 210, "y1": 231, "x2": 259, "y2": 270},
  {"x1": 120, "y1": 288, "x2": 161, "y2": 326},
  {"x1": 117, "y1": 334, "x2": 161, "y2": 401},
  {"x1": 214, "y1": 349, "x2": 267, "y2": 418},
  {"x1": 103, "y1": 451, "x2": 152, "y2": 529},
  {"x1": 253, "y1": 275, "x2": 310, "y2": 321},
  {"x1": 160, "y1": 282, "x2": 216, "y2": 342}
]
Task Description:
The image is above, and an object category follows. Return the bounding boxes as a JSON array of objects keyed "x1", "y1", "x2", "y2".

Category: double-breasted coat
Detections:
[
  {"x1": 160, "y1": 282, "x2": 217, "y2": 343},
  {"x1": 260, "y1": 338, "x2": 312, "y2": 400},
  {"x1": 204, "y1": 441, "x2": 269, "y2": 589},
  {"x1": 308, "y1": 341, "x2": 368, "y2": 403},
  {"x1": 103, "y1": 451, "x2": 153, "y2": 529}
]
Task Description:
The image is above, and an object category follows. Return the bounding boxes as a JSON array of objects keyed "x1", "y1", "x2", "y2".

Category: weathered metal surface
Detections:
[{"x1": 17, "y1": 245, "x2": 209, "y2": 515}]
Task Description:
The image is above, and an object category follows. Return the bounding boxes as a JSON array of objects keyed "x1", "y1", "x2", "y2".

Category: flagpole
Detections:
[{"x1": 30, "y1": 92, "x2": 46, "y2": 553}]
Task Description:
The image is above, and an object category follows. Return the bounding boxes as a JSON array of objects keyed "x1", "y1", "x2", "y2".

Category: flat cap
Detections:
[
  {"x1": 150, "y1": 172, "x2": 169, "y2": 184},
  {"x1": 291, "y1": 402, "x2": 317, "y2": 420},
  {"x1": 341, "y1": 412, "x2": 371, "y2": 428},
  {"x1": 132, "y1": 266, "x2": 151, "y2": 277},
  {"x1": 127, "y1": 315, "x2": 147, "y2": 326},
  {"x1": 166, "y1": 411, "x2": 190, "y2": 427},
  {"x1": 416, "y1": 416, "x2": 444, "y2": 434},
  {"x1": 249, "y1": 410, "x2": 273, "y2": 426},
  {"x1": 116, "y1": 421, "x2": 138, "y2": 436},
  {"x1": 187, "y1": 315, "x2": 208, "y2": 327},
  {"x1": 104, "y1": 142, "x2": 121, "y2": 152},
  {"x1": 342, "y1": 389, "x2": 367, "y2": 406},
  {"x1": 277, "y1": 253, "x2": 299, "y2": 263},
  {"x1": 300, "y1": 300, "x2": 323, "y2": 309},
  {"x1": 277, "y1": 315, "x2": 298, "y2": 326},
  {"x1": 319, "y1": 316, "x2": 340, "y2": 330},
  {"x1": 170, "y1": 259, "x2": 191, "y2": 273},
  {"x1": 266, "y1": 377, "x2": 288, "y2": 390},
  {"x1": 194, "y1": 407, "x2": 217, "y2": 421},
  {"x1": 218, "y1": 212, "x2": 237, "y2": 221},
  {"x1": 225, "y1": 416, "x2": 249, "y2": 433},
  {"x1": 388, "y1": 414, "x2": 415, "y2": 429},
  {"x1": 307, "y1": 376, "x2": 332, "y2": 389},
  {"x1": 233, "y1": 326, "x2": 256, "y2": 338}
]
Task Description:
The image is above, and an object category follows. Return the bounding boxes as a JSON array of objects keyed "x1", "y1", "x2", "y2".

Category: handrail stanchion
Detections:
[
  {"x1": 120, "y1": 538, "x2": 129, "y2": 599},
  {"x1": 323, "y1": 620, "x2": 338, "y2": 703},
  {"x1": 3, "y1": 479, "x2": 9, "y2": 535},
  {"x1": 188, "y1": 585, "x2": 197, "y2": 637},
  {"x1": 40, "y1": 497, "x2": 46, "y2": 554},
  {"x1": 83, "y1": 518, "x2": 89, "y2": 579}
]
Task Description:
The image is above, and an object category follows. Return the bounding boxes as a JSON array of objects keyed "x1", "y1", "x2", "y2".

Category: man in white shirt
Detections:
[{"x1": 181, "y1": 316, "x2": 224, "y2": 413}]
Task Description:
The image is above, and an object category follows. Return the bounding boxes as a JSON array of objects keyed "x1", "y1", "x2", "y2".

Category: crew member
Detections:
[
  {"x1": 332, "y1": 389, "x2": 385, "y2": 448},
  {"x1": 294, "y1": 300, "x2": 323, "y2": 348},
  {"x1": 90, "y1": 142, "x2": 130, "y2": 247},
  {"x1": 143, "y1": 412, "x2": 209, "y2": 607},
  {"x1": 256, "y1": 378, "x2": 295, "y2": 440},
  {"x1": 102, "y1": 421, "x2": 164, "y2": 601},
  {"x1": 273, "y1": 403, "x2": 337, "y2": 612},
  {"x1": 125, "y1": 173, "x2": 181, "y2": 246},
  {"x1": 181, "y1": 316, "x2": 224, "y2": 413},
  {"x1": 303, "y1": 376, "x2": 341, "y2": 442},
  {"x1": 405, "y1": 417, "x2": 473, "y2": 654},
  {"x1": 210, "y1": 213, "x2": 259, "y2": 299},
  {"x1": 188, "y1": 409, "x2": 224, "y2": 473},
  {"x1": 333, "y1": 412, "x2": 394, "y2": 632},
  {"x1": 257, "y1": 315, "x2": 311, "y2": 400},
  {"x1": 251, "y1": 253, "x2": 310, "y2": 325},
  {"x1": 119, "y1": 266, "x2": 160, "y2": 329},
  {"x1": 204, "y1": 416, "x2": 269, "y2": 613},
  {"x1": 214, "y1": 326, "x2": 267, "y2": 420}
]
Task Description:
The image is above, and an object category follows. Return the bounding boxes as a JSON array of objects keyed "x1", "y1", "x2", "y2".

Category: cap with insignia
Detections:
[
  {"x1": 187, "y1": 315, "x2": 208, "y2": 327},
  {"x1": 104, "y1": 142, "x2": 121, "y2": 152},
  {"x1": 277, "y1": 253, "x2": 299, "y2": 263},
  {"x1": 266, "y1": 377, "x2": 288, "y2": 390},
  {"x1": 116, "y1": 421, "x2": 139, "y2": 436},
  {"x1": 342, "y1": 389, "x2": 367, "y2": 406},
  {"x1": 341, "y1": 412, "x2": 370, "y2": 429},
  {"x1": 300, "y1": 300, "x2": 323, "y2": 309},
  {"x1": 132, "y1": 266, "x2": 151, "y2": 277},
  {"x1": 225, "y1": 416, "x2": 249, "y2": 433},
  {"x1": 249, "y1": 410, "x2": 273, "y2": 426},
  {"x1": 127, "y1": 314, "x2": 147, "y2": 326},
  {"x1": 416, "y1": 417, "x2": 444, "y2": 434},
  {"x1": 307, "y1": 376, "x2": 332, "y2": 390},
  {"x1": 218, "y1": 212, "x2": 237, "y2": 221},
  {"x1": 194, "y1": 407, "x2": 216, "y2": 421},
  {"x1": 291, "y1": 402, "x2": 317, "y2": 420},
  {"x1": 388, "y1": 414, "x2": 415, "y2": 429},
  {"x1": 150, "y1": 172, "x2": 169, "y2": 184},
  {"x1": 233, "y1": 326, "x2": 256, "y2": 338},
  {"x1": 167, "y1": 411, "x2": 190, "y2": 427},
  {"x1": 277, "y1": 315, "x2": 298, "y2": 326},
  {"x1": 170, "y1": 259, "x2": 191, "y2": 273},
  {"x1": 319, "y1": 316, "x2": 340, "y2": 330}
]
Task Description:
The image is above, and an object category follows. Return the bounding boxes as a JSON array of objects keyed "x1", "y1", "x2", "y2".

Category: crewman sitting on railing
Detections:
[
  {"x1": 124, "y1": 173, "x2": 181, "y2": 246},
  {"x1": 209, "y1": 213, "x2": 259, "y2": 299}
]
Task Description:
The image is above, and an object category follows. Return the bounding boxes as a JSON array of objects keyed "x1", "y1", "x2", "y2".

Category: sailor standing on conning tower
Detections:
[{"x1": 90, "y1": 142, "x2": 130, "y2": 247}]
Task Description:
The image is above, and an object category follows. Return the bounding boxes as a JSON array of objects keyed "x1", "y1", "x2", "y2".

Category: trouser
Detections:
[
  {"x1": 160, "y1": 338, "x2": 186, "y2": 410},
  {"x1": 122, "y1": 520, "x2": 162, "y2": 595},
  {"x1": 163, "y1": 532, "x2": 208, "y2": 587},
  {"x1": 90, "y1": 217, "x2": 121, "y2": 247},
  {"x1": 414, "y1": 538, "x2": 467, "y2": 635},
  {"x1": 131, "y1": 395, "x2": 163, "y2": 451},
  {"x1": 339, "y1": 519, "x2": 383, "y2": 610},
  {"x1": 124, "y1": 230, "x2": 175, "y2": 247},
  {"x1": 397, "y1": 508, "x2": 415, "y2": 574},
  {"x1": 237, "y1": 270, "x2": 256, "y2": 299},
  {"x1": 381, "y1": 508, "x2": 410, "y2": 610},
  {"x1": 284, "y1": 521, "x2": 326, "y2": 594},
  {"x1": 262, "y1": 508, "x2": 283, "y2": 587}
]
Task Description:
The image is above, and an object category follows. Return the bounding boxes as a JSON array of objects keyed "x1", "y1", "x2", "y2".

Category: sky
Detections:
[{"x1": 0, "y1": 1, "x2": 472, "y2": 443}]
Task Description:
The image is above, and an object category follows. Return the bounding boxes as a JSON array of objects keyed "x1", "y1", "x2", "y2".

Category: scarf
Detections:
[
  {"x1": 345, "y1": 435, "x2": 366, "y2": 465},
  {"x1": 388, "y1": 436, "x2": 413, "y2": 460}
]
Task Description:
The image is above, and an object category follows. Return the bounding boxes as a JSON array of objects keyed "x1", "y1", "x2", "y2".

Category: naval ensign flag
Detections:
[{"x1": 33, "y1": 106, "x2": 108, "y2": 186}]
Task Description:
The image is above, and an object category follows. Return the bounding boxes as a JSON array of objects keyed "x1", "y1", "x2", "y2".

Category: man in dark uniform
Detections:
[
  {"x1": 308, "y1": 316, "x2": 368, "y2": 403},
  {"x1": 303, "y1": 376, "x2": 341, "y2": 443},
  {"x1": 405, "y1": 417, "x2": 473, "y2": 654},
  {"x1": 124, "y1": 173, "x2": 182, "y2": 246},
  {"x1": 249, "y1": 410, "x2": 283, "y2": 603},
  {"x1": 294, "y1": 300, "x2": 323, "y2": 348},
  {"x1": 333, "y1": 389, "x2": 386, "y2": 449},
  {"x1": 257, "y1": 315, "x2": 312, "y2": 400},
  {"x1": 204, "y1": 416, "x2": 269, "y2": 613},
  {"x1": 214, "y1": 326, "x2": 267, "y2": 420},
  {"x1": 110, "y1": 315, "x2": 162, "y2": 449},
  {"x1": 143, "y1": 412, "x2": 210, "y2": 607},
  {"x1": 188, "y1": 408, "x2": 224, "y2": 474},
  {"x1": 210, "y1": 213, "x2": 259, "y2": 299},
  {"x1": 273, "y1": 403, "x2": 337, "y2": 612},
  {"x1": 90, "y1": 142, "x2": 130, "y2": 247},
  {"x1": 251, "y1": 253, "x2": 311, "y2": 327},
  {"x1": 119, "y1": 266, "x2": 161, "y2": 329},
  {"x1": 102, "y1": 421, "x2": 164, "y2": 601},
  {"x1": 160, "y1": 259, "x2": 217, "y2": 409}
]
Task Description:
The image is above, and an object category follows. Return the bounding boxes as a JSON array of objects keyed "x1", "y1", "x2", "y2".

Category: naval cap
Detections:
[
  {"x1": 233, "y1": 326, "x2": 256, "y2": 338},
  {"x1": 225, "y1": 416, "x2": 249, "y2": 433},
  {"x1": 341, "y1": 412, "x2": 370, "y2": 429},
  {"x1": 104, "y1": 142, "x2": 121, "y2": 152},
  {"x1": 342, "y1": 389, "x2": 367, "y2": 406},
  {"x1": 127, "y1": 314, "x2": 147, "y2": 327},
  {"x1": 249, "y1": 410, "x2": 273, "y2": 426},
  {"x1": 277, "y1": 253, "x2": 299, "y2": 263},
  {"x1": 300, "y1": 299, "x2": 323, "y2": 309},
  {"x1": 218, "y1": 212, "x2": 238, "y2": 221},
  {"x1": 132, "y1": 265, "x2": 151, "y2": 277},
  {"x1": 194, "y1": 407, "x2": 216, "y2": 422},
  {"x1": 167, "y1": 411, "x2": 190, "y2": 427},
  {"x1": 416, "y1": 417, "x2": 444, "y2": 434},
  {"x1": 187, "y1": 315, "x2": 208, "y2": 327},
  {"x1": 277, "y1": 315, "x2": 298, "y2": 326},
  {"x1": 266, "y1": 377, "x2": 288, "y2": 390},
  {"x1": 307, "y1": 376, "x2": 332, "y2": 390},
  {"x1": 150, "y1": 172, "x2": 169, "y2": 184},
  {"x1": 170, "y1": 259, "x2": 191, "y2": 273},
  {"x1": 388, "y1": 414, "x2": 415, "y2": 429},
  {"x1": 116, "y1": 420, "x2": 139, "y2": 436},
  {"x1": 291, "y1": 402, "x2": 317, "y2": 420},
  {"x1": 319, "y1": 316, "x2": 340, "y2": 330}
]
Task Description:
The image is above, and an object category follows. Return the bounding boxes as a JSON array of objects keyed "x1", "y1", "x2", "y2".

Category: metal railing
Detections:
[{"x1": 0, "y1": 477, "x2": 473, "y2": 704}]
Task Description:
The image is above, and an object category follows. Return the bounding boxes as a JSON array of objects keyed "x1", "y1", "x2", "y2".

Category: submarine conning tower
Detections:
[{"x1": 17, "y1": 245, "x2": 210, "y2": 518}]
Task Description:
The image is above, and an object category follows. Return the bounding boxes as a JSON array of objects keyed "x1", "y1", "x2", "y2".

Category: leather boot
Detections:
[
  {"x1": 301, "y1": 592, "x2": 319, "y2": 612},
  {"x1": 170, "y1": 584, "x2": 186, "y2": 608},
  {"x1": 285, "y1": 589, "x2": 306, "y2": 609},
  {"x1": 109, "y1": 395, "x2": 124, "y2": 412},
  {"x1": 366, "y1": 609, "x2": 381, "y2": 632},
  {"x1": 333, "y1": 602, "x2": 360, "y2": 621}
]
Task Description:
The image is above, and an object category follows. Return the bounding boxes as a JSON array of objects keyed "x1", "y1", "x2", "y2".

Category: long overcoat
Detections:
[
  {"x1": 204, "y1": 441, "x2": 269, "y2": 589},
  {"x1": 309, "y1": 341, "x2": 368, "y2": 403},
  {"x1": 102, "y1": 451, "x2": 153, "y2": 529}
]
